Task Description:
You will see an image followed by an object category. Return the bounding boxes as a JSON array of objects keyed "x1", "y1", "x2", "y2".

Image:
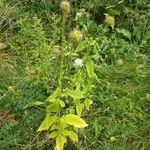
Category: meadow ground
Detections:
[{"x1": 0, "y1": 0, "x2": 150, "y2": 150}]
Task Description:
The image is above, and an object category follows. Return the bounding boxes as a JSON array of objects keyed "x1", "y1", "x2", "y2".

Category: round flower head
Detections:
[
  {"x1": 69, "y1": 29, "x2": 84, "y2": 43},
  {"x1": 60, "y1": 1, "x2": 71, "y2": 13},
  {"x1": 52, "y1": 45, "x2": 61, "y2": 55},
  {"x1": 110, "y1": 136, "x2": 117, "y2": 142},
  {"x1": 74, "y1": 58, "x2": 83, "y2": 68},
  {"x1": 105, "y1": 15, "x2": 115, "y2": 27},
  {"x1": 0, "y1": 42, "x2": 7, "y2": 49},
  {"x1": 116, "y1": 58, "x2": 124, "y2": 66}
]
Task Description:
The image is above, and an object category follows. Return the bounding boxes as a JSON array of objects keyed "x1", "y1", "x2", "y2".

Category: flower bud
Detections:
[
  {"x1": 0, "y1": 42, "x2": 7, "y2": 49},
  {"x1": 116, "y1": 58, "x2": 124, "y2": 66},
  {"x1": 69, "y1": 29, "x2": 84, "y2": 43},
  {"x1": 105, "y1": 15, "x2": 115, "y2": 27},
  {"x1": 8, "y1": 86, "x2": 15, "y2": 92},
  {"x1": 60, "y1": 1, "x2": 71, "y2": 13},
  {"x1": 110, "y1": 136, "x2": 117, "y2": 142},
  {"x1": 52, "y1": 45, "x2": 61, "y2": 55}
]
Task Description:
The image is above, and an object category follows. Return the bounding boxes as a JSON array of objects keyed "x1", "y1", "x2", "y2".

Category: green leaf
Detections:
[
  {"x1": 48, "y1": 131, "x2": 58, "y2": 139},
  {"x1": 75, "y1": 41, "x2": 86, "y2": 52},
  {"x1": 46, "y1": 101, "x2": 60, "y2": 112},
  {"x1": 86, "y1": 58, "x2": 95, "y2": 78},
  {"x1": 23, "y1": 101, "x2": 44, "y2": 109},
  {"x1": 60, "y1": 130, "x2": 78, "y2": 142},
  {"x1": 37, "y1": 115, "x2": 57, "y2": 131},
  {"x1": 84, "y1": 99, "x2": 93, "y2": 111},
  {"x1": 55, "y1": 135, "x2": 66, "y2": 150},
  {"x1": 67, "y1": 89, "x2": 85, "y2": 99},
  {"x1": 62, "y1": 114, "x2": 88, "y2": 128},
  {"x1": 46, "y1": 87, "x2": 61, "y2": 102},
  {"x1": 75, "y1": 99, "x2": 84, "y2": 117},
  {"x1": 143, "y1": 31, "x2": 150, "y2": 41},
  {"x1": 68, "y1": 131, "x2": 78, "y2": 142},
  {"x1": 116, "y1": 28, "x2": 131, "y2": 40},
  {"x1": 58, "y1": 100, "x2": 65, "y2": 107}
]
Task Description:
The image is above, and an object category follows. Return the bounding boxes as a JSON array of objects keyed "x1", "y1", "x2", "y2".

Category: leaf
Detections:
[
  {"x1": 46, "y1": 102, "x2": 60, "y2": 112},
  {"x1": 37, "y1": 115, "x2": 57, "y2": 131},
  {"x1": 143, "y1": 31, "x2": 150, "y2": 41},
  {"x1": 48, "y1": 131, "x2": 58, "y2": 139},
  {"x1": 67, "y1": 89, "x2": 85, "y2": 99},
  {"x1": 75, "y1": 41, "x2": 86, "y2": 52},
  {"x1": 60, "y1": 130, "x2": 78, "y2": 142},
  {"x1": 75, "y1": 99, "x2": 84, "y2": 117},
  {"x1": 84, "y1": 99, "x2": 93, "y2": 111},
  {"x1": 46, "y1": 87, "x2": 61, "y2": 102},
  {"x1": 58, "y1": 100, "x2": 65, "y2": 107},
  {"x1": 116, "y1": 28, "x2": 131, "y2": 40},
  {"x1": 55, "y1": 135, "x2": 66, "y2": 150},
  {"x1": 68, "y1": 131, "x2": 78, "y2": 142},
  {"x1": 62, "y1": 114, "x2": 88, "y2": 128},
  {"x1": 23, "y1": 101, "x2": 44, "y2": 109},
  {"x1": 86, "y1": 58, "x2": 95, "y2": 78}
]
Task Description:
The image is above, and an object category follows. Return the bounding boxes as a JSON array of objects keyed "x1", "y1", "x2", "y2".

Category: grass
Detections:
[{"x1": 0, "y1": 0, "x2": 150, "y2": 149}]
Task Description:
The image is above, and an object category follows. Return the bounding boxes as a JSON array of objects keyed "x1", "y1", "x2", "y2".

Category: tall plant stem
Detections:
[{"x1": 58, "y1": 12, "x2": 67, "y2": 88}]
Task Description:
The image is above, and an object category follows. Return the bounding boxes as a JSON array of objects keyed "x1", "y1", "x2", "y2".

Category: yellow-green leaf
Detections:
[
  {"x1": 84, "y1": 99, "x2": 93, "y2": 111},
  {"x1": 55, "y1": 135, "x2": 66, "y2": 150},
  {"x1": 60, "y1": 130, "x2": 78, "y2": 142},
  {"x1": 58, "y1": 100, "x2": 65, "y2": 107},
  {"x1": 67, "y1": 89, "x2": 85, "y2": 99},
  {"x1": 75, "y1": 100, "x2": 84, "y2": 117},
  {"x1": 62, "y1": 114, "x2": 88, "y2": 128},
  {"x1": 37, "y1": 115, "x2": 57, "y2": 131},
  {"x1": 68, "y1": 131, "x2": 78, "y2": 142},
  {"x1": 46, "y1": 102, "x2": 60, "y2": 112},
  {"x1": 23, "y1": 101, "x2": 44, "y2": 109},
  {"x1": 86, "y1": 58, "x2": 95, "y2": 78},
  {"x1": 48, "y1": 131, "x2": 58, "y2": 139},
  {"x1": 116, "y1": 28, "x2": 131, "y2": 40},
  {"x1": 46, "y1": 87, "x2": 61, "y2": 102}
]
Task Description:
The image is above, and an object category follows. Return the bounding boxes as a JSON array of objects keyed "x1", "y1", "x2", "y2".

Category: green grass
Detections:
[{"x1": 0, "y1": 0, "x2": 150, "y2": 149}]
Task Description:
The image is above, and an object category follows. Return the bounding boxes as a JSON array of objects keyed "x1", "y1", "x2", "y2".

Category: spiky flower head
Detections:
[
  {"x1": 69, "y1": 29, "x2": 84, "y2": 43},
  {"x1": 116, "y1": 58, "x2": 124, "y2": 66},
  {"x1": 105, "y1": 15, "x2": 115, "y2": 28},
  {"x1": 60, "y1": 1, "x2": 71, "y2": 13},
  {"x1": 0, "y1": 42, "x2": 7, "y2": 49}
]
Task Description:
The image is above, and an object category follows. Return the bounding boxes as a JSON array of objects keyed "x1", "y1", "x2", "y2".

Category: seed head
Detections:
[
  {"x1": 60, "y1": 1, "x2": 71, "y2": 13},
  {"x1": 105, "y1": 15, "x2": 115, "y2": 27},
  {"x1": 69, "y1": 29, "x2": 84, "y2": 43},
  {"x1": 116, "y1": 58, "x2": 124, "y2": 66}
]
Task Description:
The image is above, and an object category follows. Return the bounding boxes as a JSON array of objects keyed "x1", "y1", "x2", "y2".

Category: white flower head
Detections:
[
  {"x1": 74, "y1": 58, "x2": 84, "y2": 68},
  {"x1": 75, "y1": 9, "x2": 85, "y2": 21}
]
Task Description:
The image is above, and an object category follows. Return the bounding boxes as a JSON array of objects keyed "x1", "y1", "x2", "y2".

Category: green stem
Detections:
[{"x1": 58, "y1": 12, "x2": 67, "y2": 88}]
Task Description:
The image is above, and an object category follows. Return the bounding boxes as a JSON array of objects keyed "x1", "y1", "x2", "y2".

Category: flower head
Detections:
[
  {"x1": 69, "y1": 29, "x2": 84, "y2": 43},
  {"x1": 60, "y1": 1, "x2": 71, "y2": 13},
  {"x1": 110, "y1": 136, "x2": 117, "y2": 142},
  {"x1": 105, "y1": 15, "x2": 115, "y2": 27},
  {"x1": 75, "y1": 9, "x2": 85, "y2": 20},
  {"x1": 116, "y1": 58, "x2": 124, "y2": 66},
  {"x1": 52, "y1": 45, "x2": 61, "y2": 55},
  {"x1": 0, "y1": 42, "x2": 7, "y2": 49},
  {"x1": 74, "y1": 58, "x2": 83, "y2": 68}
]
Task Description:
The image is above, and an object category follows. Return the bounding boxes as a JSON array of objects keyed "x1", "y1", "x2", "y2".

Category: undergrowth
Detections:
[{"x1": 0, "y1": 0, "x2": 150, "y2": 150}]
